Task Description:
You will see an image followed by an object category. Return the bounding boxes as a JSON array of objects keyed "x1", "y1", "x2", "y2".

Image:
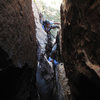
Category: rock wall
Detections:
[
  {"x1": 0, "y1": 0, "x2": 37, "y2": 100},
  {"x1": 32, "y1": 3, "x2": 56, "y2": 100},
  {"x1": 61, "y1": 0, "x2": 100, "y2": 100}
]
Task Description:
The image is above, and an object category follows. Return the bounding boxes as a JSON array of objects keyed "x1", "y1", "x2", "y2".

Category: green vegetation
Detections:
[
  {"x1": 35, "y1": 0, "x2": 62, "y2": 37},
  {"x1": 35, "y1": 0, "x2": 61, "y2": 22}
]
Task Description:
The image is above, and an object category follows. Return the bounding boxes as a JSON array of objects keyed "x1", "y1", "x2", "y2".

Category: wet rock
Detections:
[
  {"x1": 56, "y1": 63, "x2": 71, "y2": 100},
  {"x1": 0, "y1": 0, "x2": 37, "y2": 100},
  {"x1": 61, "y1": 0, "x2": 100, "y2": 100}
]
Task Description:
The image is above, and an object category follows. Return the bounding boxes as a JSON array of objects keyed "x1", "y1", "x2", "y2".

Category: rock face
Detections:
[
  {"x1": 32, "y1": 3, "x2": 56, "y2": 100},
  {"x1": 61, "y1": 0, "x2": 100, "y2": 100},
  {"x1": 0, "y1": 0, "x2": 37, "y2": 100},
  {"x1": 56, "y1": 63, "x2": 71, "y2": 100}
]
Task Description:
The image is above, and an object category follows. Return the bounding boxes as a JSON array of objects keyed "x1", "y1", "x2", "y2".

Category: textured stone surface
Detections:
[
  {"x1": 0, "y1": 0, "x2": 37, "y2": 100},
  {"x1": 56, "y1": 63, "x2": 71, "y2": 100},
  {"x1": 32, "y1": 2, "x2": 56, "y2": 100},
  {"x1": 61, "y1": 0, "x2": 100, "y2": 100}
]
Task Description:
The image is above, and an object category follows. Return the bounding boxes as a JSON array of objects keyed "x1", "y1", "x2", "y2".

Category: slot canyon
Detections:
[{"x1": 0, "y1": 0, "x2": 100, "y2": 100}]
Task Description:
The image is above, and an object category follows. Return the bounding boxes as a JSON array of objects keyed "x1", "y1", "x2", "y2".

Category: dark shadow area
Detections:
[{"x1": 0, "y1": 47, "x2": 38, "y2": 100}]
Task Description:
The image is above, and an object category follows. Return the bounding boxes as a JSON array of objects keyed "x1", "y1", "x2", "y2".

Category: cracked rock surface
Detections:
[{"x1": 61, "y1": 0, "x2": 100, "y2": 100}]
